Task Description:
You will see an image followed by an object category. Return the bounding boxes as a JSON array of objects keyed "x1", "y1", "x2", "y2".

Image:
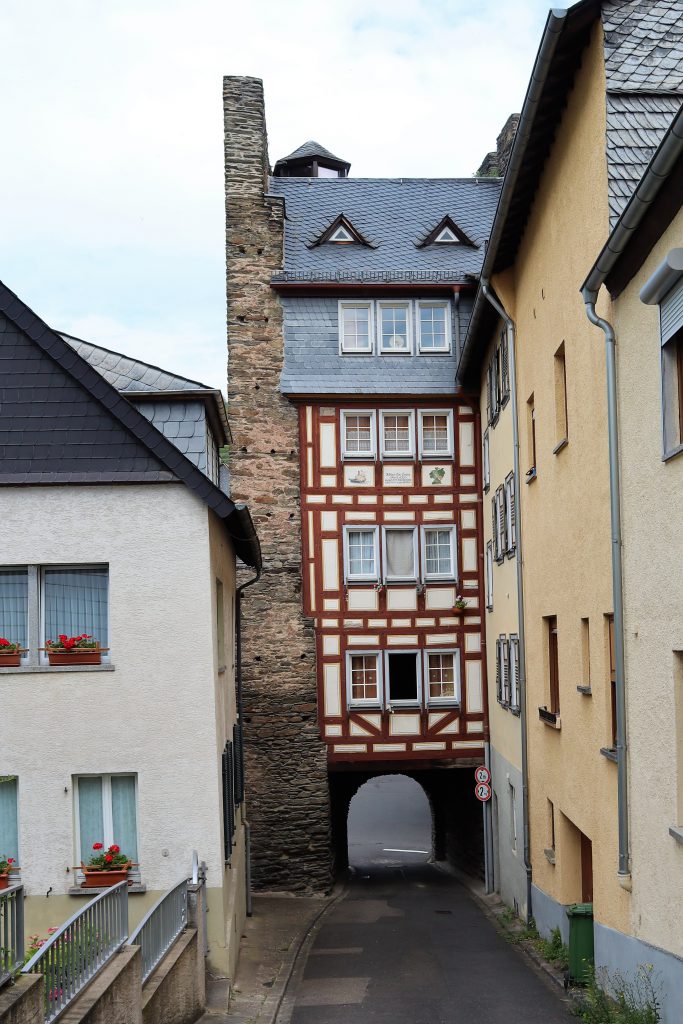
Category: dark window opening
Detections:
[
  {"x1": 387, "y1": 653, "x2": 419, "y2": 704},
  {"x1": 548, "y1": 616, "x2": 560, "y2": 714},
  {"x1": 608, "y1": 615, "x2": 617, "y2": 748}
]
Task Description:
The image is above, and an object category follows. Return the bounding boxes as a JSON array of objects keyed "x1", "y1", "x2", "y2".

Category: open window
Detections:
[
  {"x1": 346, "y1": 652, "x2": 382, "y2": 707},
  {"x1": 380, "y1": 410, "x2": 414, "y2": 459},
  {"x1": 384, "y1": 651, "x2": 421, "y2": 706},
  {"x1": 424, "y1": 650, "x2": 460, "y2": 705},
  {"x1": 382, "y1": 527, "x2": 418, "y2": 582}
]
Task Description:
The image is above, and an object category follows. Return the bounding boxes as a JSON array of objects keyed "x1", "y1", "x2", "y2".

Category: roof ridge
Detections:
[{"x1": 59, "y1": 331, "x2": 215, "y2": 391}]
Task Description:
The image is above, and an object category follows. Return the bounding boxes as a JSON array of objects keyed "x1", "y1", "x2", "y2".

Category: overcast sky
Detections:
[{"x1": 1, "y1": 0, "x2": 552, "y2": 391}]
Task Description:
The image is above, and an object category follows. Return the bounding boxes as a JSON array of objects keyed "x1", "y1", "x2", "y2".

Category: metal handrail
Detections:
[
  {"x1": 0, "y1": 882, "x2": 24, "y2": 989},
  {"x1": 127, "y1": 878, "x2": 188, "y2": 984},
  {"x1": 22, "y1": 881, "x2": 128, "y2": 1022}
]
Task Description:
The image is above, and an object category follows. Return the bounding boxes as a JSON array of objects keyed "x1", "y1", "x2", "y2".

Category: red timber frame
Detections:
[{"x1": 295, "y1": 395, "x2": 489, "y2": 765}]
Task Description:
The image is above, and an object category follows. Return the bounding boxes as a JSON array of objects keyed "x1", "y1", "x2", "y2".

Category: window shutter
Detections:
[
  {"x1": 661, "y1": 278, "x2": 683, "y2": 343},
  {"x1": 506, "y1": 474, "x2": 516, "y2": 553},
  {"x1": 222, "y1": 741, "x2": 235, "y2": 863},
  {"x1": 496, "y1": 640, "x2": 502, "y2": 703},
  {"x1": 492, "y1": 497, "x2": 498, "y2": 561},
  {"x1": 496, "y1": 486, "x2": 506, "y2": 560},
  {"x1": 486, "y1": 363, "x2": 492, "y2": 424},
  {"x1": 502, "y1": 637, "x2": 510, "y2": 704},
  {"x1": 501, "y1": 330, "x2": 510, "y2": 399},
  {"x1": 510, "y1": 637, "x2": 520, "y2": 709},
  {"x1": 233, "y1": 721, "x2": 244, "y2": 806}
]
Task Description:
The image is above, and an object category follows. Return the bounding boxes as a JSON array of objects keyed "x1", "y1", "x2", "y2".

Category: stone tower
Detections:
[{"x1": 223, "y1": 76, "x2": 331, "y2": 892}]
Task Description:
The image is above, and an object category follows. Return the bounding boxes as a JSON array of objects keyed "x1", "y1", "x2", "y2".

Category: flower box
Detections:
[
  {"x1": 0, "y1": 861, "x2": 19, "y2": 889},
  {"x1": 80, "y1": 864, "x2": 132, "y2": 889},
  {"x1": 0, "y1": 650, "x2": 25, "y2": 667},
  {"x1": 47, "y1": 647, "x2": 103, "y2": 666}
]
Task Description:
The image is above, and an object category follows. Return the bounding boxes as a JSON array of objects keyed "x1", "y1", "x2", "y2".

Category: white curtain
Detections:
[
  {"x1": 386, "y1": 531, "x2": 414, "y2": 578},
  {"x1": 111, "y1": 777, "x2": 138, "y2": 861},
  {"x1": 0, "y1": 777, "x2": 18, "y2": 861},
  {"x1": 0, "y1": 570, "x2": 28, "y2": 648},
  {"x1": 78, "y1": 777, "x2": 104, "y2": 861},
  {"x1": 44, "y1": 567, "x2": 108, "y2": 645}
]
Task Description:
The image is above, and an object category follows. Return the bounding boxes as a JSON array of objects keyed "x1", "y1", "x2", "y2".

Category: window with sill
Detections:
[
  {"x1": 343, "y1": 527, "x2": 379, "y2": 582},
  {"x1": 339, "y1": 302, "x2": 373, "y2": 353},
  {"x1": 418, "y1": 410, "x2": 453, "y2": 459},
  {"x1": 422, "y1": 526, "x2": 457, "y2": 581},
  {"x1": 380, "y1": 411, "x2": 414, "y2": 459},
  {"x1": 496, "y1": 635, "x2": 510, "y2": 706},
  {"x1": 378, "y1": 302, "x2": 412, "y2": 354},
  {"x1": 526, "y1": 394, "x2": 537, "y2": 478},
  {"x1": 0, "y1": 776, "x2": 19, "y2": 866},
  {"x1": 662, "y1": 325, "x2": 683, "y2": 457},
  {"x1": 640, "y1": 254, "x2": 683, "y2": 458},
  {"x1": 383, "y1": 527, "x2": 418, "y2": 583},
  {"x1": 0, "y1": 564, "x2": 109, "y2": 666},
  {"x1": 417, "y1": 302, "x2": 450, "y2": 353},
  {"x1": 546, "y1": 616, "x2": 560, "y2": 715},
  {"x1": 341, "y1": 411, "x2": 376, "y2": 459},
  {"x1": 385, "y1": 651, "x2": 421, "y2": 706},
  {"x1": 347, "y1": 652, "x2": 381, "y2": 707},
  {"x1": 425, "y1": 650, "x2": 459, "y2": 704},
  {"x1": 75, "y1": 774, "x2": 138, "y2": 877}
]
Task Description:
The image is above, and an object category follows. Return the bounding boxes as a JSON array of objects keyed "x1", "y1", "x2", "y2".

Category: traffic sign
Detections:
[
  {"x1": 474, "y1": 765, "x2": 491, "y2": 785},
  {"x1": 475, "y1": 782, "x2": 492, "y2": 802}
]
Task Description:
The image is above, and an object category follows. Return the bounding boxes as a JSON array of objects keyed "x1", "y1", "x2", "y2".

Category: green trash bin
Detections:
[{"x1": 566, "y1": 903, "x2": 594, "y2": 984}]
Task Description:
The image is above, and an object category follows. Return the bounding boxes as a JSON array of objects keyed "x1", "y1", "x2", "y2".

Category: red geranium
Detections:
[
  {"x1": 109, "y1": 844, "x2": 120, "y2": 854},
  {"x1": 92, "y1": 842, "x2": 103, "y2": 851},
  {"x1": 86, "y1": 840, "x2": 130, "y2": 872},
  {"x1": 104, "y1": 854, "x2": 113, "y2": 863},
  {"x1": 0, "y1": 638, "x2": 10, "y2": 647}
]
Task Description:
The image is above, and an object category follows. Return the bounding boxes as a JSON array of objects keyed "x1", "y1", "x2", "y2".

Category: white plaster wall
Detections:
[
  {"x1": 614, "y1": 206, "x2": 683, "y2": 960},
  {"x1": 0, "y1": 484, "x2": 228, "y2": 897}
]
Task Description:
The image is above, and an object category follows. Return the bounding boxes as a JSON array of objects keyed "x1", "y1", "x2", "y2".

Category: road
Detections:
[{"x1": 287, "y1": 776, "x2": 574, "y2": 1023}]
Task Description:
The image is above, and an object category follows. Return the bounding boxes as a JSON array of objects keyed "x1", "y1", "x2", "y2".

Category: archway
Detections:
[{"x1": 347, "y1": 774, "x2": 433, "y2": 868}]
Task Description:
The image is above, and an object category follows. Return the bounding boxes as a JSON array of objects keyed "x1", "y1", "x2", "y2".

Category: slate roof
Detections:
[
  {"x1": 602, "y1": 0, "x2": 683, "y2": 225},
  {"x1": 61, "y1": 334, "x2": 212, "y2": 393},
  {"x1": 268, "y1": 177, "x2": 501, "y2": 283},
  {"x1": 275, "y1": 140, "x2": 349, "y2": 166}
]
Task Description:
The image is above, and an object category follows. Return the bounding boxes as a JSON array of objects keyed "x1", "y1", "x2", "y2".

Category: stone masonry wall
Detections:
[{"x1": 223, "y1": 76, "x2": 332, "y2": 893}]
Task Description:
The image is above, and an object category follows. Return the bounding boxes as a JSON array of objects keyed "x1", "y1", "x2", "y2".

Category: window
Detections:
[
  {"x1": 581, "y1": 618, "x2": 591, "y2": 690},
  {"x1": 526, "y1": 395, "x2": 537, "y2": 478},
  {"x1": 417, "y1": 302, "x2": 450, "y2": 352},
  {"x1": 509, "y1": 635, "x2": 520, "y2": 711},
  {"x1": 75, "y1": 774, "x2": 138, "y2": 869},
  {"x1": 347, "y1": 652, "x2": 381, "y2": 706},
  {"x1": 418, "y1": 410, "x2": 453, "y2": 458},
  {"x1": 222, "y1": 741, "x2": 235, "y2": 863},
  {"x1": 492, "y1": 487, "x2": 506, "y2": 563},
  {"x1": 641, "y1": 262, "x2": 683, "y2": 458},
  {"x1": 380, "y1": 411, "x2": 414, "y2": 458},
  {"x1": 0, "y1": 776, "x2": 19, "y2": 864},
  {"x1": 485, "y1": 542, "x2": 494, "y2": 610},
  {"x1": 496, "y1": 635, "x2": 509, "y2": 705},
  {"x1": 339, "y1": 302, "x2": 373, "y2": 353},
  {"x1": 378, "y1": 302, "x2": 412, "y2": 353},
  {"x1": 216, "y1": 579, "x2": 225, "y2": 668},
  {"x1": 504, "y1": 473, "x2": 516, "y2": 555},
  {"x1": 206, "y1": 427, "x2": 221, "y2": 485},
  {"x1": 435, "y1": 226, "x2": 459, "y2": 244},
  {"x1": 422, "y1": 526, "x2": 456, "y2": 580},
  {"x1": 329, "y1": 225, "x2": 354, "y2": 242},
  {"x1": 487, "y1": 355, "x2": 500, "y2": 425},
  {"x1": 43, "y1": 567, "x2": 109, "y2": 654},
  {"x1": 343, "y1": 527, "x2": 379, "y2": 582},
  {"x1": 500, "y1": 329, "x2": 510, "y2": 405},
  {"x1": 509, "y1": 783, "x2": 517, "y2": 852},
  {"x1": 385, "y1": 651, "x2": 421, "y2": 706},
  {"x1": 0, "y1": 569, "x2": 28, "y2": 656},
  {"x1": 341, "y1": 411, "x2": 376, "y2": 459},
  {"x1": 608, "y1": 615, "x2": 617, "y2": 749},
  {"x1": 424, "y1": 651, "x2": 459, "y2": 704},
  {"x1": 547, "y1": 616, "x2": 560, "y2": 715},
  {"x1": 483, "y1": 430, "x2": 490, "y2": 491},
  {"x1": 548, "y1": 799, "x2": 556, "y2": 852},
  {"x1": 383, "y1": 527, "x2": 418, "y2": 582},
  {"x1": 553, "y1": 342, "x2": 568, "y2": 449},
  {"x1": 662, "y1": 326, "x2": 683, "y2": 457}
]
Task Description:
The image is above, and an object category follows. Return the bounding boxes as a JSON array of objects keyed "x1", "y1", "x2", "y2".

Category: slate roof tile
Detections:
[{"x1": 61, "y1": 334, "x2": 213, "y2": 393}]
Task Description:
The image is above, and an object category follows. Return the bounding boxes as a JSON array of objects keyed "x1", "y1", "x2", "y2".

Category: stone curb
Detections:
[{"x1": 273, "y1": 883, "x2": 348, "y2": 1024}]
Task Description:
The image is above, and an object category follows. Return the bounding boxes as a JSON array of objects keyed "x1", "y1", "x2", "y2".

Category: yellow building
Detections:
[
  {"x1": 458, "y1": 0, "x2": 683, "y2": 996},
  {"x1": 581, "y1": 105, "x2": 683, "y2": 1023}
]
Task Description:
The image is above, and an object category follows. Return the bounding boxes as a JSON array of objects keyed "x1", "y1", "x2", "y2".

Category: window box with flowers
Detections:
[
  {"x1": 0, "y1": 639, "x2": 26, "y2": 667},
  {"x1": 454, "y1": 595, "x2": 468, "y2": 615},
  {"x1": 80, "y1": 843, "x2": 133, "y2": 888},
  {"x1": 44, "y1": 634, "x2": 106, "y2": 666},
  {"x1": 0, "y1": 855, "x2": 19, "y2": 890}
]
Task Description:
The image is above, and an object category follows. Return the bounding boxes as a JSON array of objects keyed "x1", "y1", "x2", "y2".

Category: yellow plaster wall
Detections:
[
  {"x1": 613, "y1": 206, "x2": 683, "y2": 956},
  {"x1": 479, "y1": 317, "x2": 522, "y2": 772},
  {"x1": 493, "y1": 22, "x2": 629, "y2": 934}
]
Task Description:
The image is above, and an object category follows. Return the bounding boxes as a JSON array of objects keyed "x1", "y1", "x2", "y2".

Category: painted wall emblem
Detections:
[
  {"x1": 429, "y1": 467, "x2": 446, "y2": 485},
  {"x1": 344, "y1": 464, "x2": 375, "y2": 487},
  {"x1": 383, "y1": 465, "x2": 414, "y2": 487}
]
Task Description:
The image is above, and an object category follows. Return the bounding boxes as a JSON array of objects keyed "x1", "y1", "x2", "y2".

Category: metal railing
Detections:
[
  {"x1": 22, "y1": 880, "x2": 128, "y2": 1022},
  {"x1": 127, "y1": 878, "x2": 187, "y2": 984},
  {"x1": 0, "y1": 882, "x2": 24, "y2": 989}
]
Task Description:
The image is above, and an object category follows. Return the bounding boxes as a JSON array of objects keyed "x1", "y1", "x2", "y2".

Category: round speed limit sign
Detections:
[
  {"x1": 475, "y1": 782, "x2": 492, "y2": 802},
  {"x1": 474, "y1": 765, "x2": 491, "y2": 785}
]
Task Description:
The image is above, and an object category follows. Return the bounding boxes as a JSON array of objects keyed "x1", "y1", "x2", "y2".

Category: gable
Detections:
[{"x1": 0, "y1": 313, "x2": 173, "y2": 484}]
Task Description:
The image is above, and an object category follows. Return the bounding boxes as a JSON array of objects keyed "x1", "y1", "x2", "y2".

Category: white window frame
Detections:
[
  {"x1": 343, "y1": 525, "x2": 380, "y2": 583},
  {"x1": 483, "y1": 429, "x2": 490, "y2": 492},
  {"x1": 496, "y1": 635, "x2": 509, "y2": 706},
  {"x1": 384, "y1": 649, "x2": 422, "y2": 708},
  {"x1": 509, "y1": 635, "x2": 520, "y2": 711},
  {"x1": 346, "y1": 650, "x2": 383, "y2": 709},
  {"x1": 416, "y1": 300, "x2": 451, "y2": 353},
  {"x1": 493, "y1": 487, "x2": 506, "y2": 564},
  {"x1": 40, "y1": 564, "x2": 110, "y2": 665},
  {"x1": 485, "y1": 541, "x2": 494, "y2": 610},
  {"x1": 423, "y1": 648, "x2": 461, "y2": 706},
  {"x1": 382, "y1": 525, "x2": 418, "y2": 583},
  {"x1": 376, "y1": 300, "x2": 413, "y2": 354},
  {"x1": 380, "y1": 409, "x2": 415, "y2": 460},
  {"x1": 339, "y1": 301, "x2": 374, "y2": 354},
  {"x1": 418, "y1": 409, "x2": 454, "y2": 460},
  {"x1": 73, "y1": 773, "x2": 140, "y2": 880},
  {"x1": 421, "y1": 525, "x2": 457, "y2": 582},
  {"x1": 341, "y1": 410, "x2": 376, "y2": 460}
]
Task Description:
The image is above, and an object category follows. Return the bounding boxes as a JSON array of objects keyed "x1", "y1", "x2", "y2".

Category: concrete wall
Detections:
[
  {"x1": 61, "y1": 946, "x2": 142, "y2": 1024},
  {"x1": 490, "y1": 749, "x2": 526, "y2": 917},
  {"x1": 0, "y1": 484, "x2": 242, "y2": 976},
  {"x1": 613, "y1": 207, "x2": 683, "y2": 967},
  {"x1": 223, "y1": 75, "x2": 331, "y2": 893},
  {"x1": 0, "y1": 975, "x2": 43, "y2": 1024},
  {"x1": 142, "y1": 929, "x2": 202, "y2": 1024},
  {"x1": 493, "y1": 21, "x2": 630, "y2": 937}
]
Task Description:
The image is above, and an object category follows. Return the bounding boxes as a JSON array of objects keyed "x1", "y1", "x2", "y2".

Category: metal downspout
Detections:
[
  {"x1": 583, "y1": 300, "x2": 630, "y2": 883},
  {"x1": 236, "y1": 567, "x2": 262, "y2": 915},
  {"x1": 480, "y1": 282, "x2": 533, "y2": 922}
]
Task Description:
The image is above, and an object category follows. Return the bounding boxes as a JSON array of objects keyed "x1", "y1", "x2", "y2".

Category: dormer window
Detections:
[
  {"x1": 434, "y1": 226, "x2": 459, "y2": 244},
  {"x1": 329, "y1": 225, "x2": 355, "y2": 244},
  {"x1": 310, "y1": 215, "x2": 375, "y2": 250},
  {"x1": 416, "y1": 216, "x2": 477, "y2": 249}
]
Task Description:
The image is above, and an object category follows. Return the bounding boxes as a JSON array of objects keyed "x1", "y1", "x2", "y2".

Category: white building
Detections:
[{"x1": 0, "y1": 280, "x2": 261, "y2": 980}]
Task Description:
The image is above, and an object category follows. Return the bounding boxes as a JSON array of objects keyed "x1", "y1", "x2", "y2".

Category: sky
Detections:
[{"x1": 0, "y1": 0, "x2": 553, "y2": 392}]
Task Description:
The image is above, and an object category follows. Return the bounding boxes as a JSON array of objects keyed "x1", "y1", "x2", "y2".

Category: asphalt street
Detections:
[{"x1": 289, "y1": 776, "x2": 574, "y2": 1023}]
